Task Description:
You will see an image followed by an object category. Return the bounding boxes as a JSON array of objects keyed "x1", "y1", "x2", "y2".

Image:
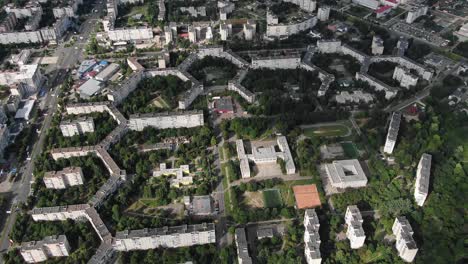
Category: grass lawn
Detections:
[
  {"x1": 303, "y1": 124, "x2": 350, "y2": 138},
  {"x1": 262, "y1": 189, "x2": 283, "y2": 208},
  {"x1": 341, "y1": 141, "x2": 359, "y2": 158}
]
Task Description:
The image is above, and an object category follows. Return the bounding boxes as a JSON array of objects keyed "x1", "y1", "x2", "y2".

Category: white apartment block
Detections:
[
  {"x1": 392, "y1": 217, "x2": 418, "y2": 262},
  {"x1": 236, "y1": 136, "x2": 296, "y2": 178},
  {"x1": 43, "y1": 167, "x2": 84, "y2": 189},
  {"x1": 324, "y1": 159, "x2": 368, "y2": 189},
  {"x1": 266, "y1": 16, "x2": 317, "y2": 38},
  {"x1": 152, "y1": 163, "x2": 193, "y2": 187},
  {"x1": 284, "y1": 0, "x2": 316, "y2": 12},
  {"x1": 243, "y1": 21, "x2": 256, "y2": 41},
  {"x1": 30, "y1": 204, "x2": 89, "y2": 221},
  {"x1": 317, "y1": 39, "x2": 342, "y2": 54},
  {"x1": 0, "y1": 124, "x2": 9, "y2": 159},
  {"x1": 219, "y1": 23, "x2": 232, "y2": 41},
  {"x1": 345, "y1": 205, "x2": 365, "y2": 249},
  {"x1": 355, "y1": 72, "x2": 398, "y2": 99},
  {"x1": 414, "y1": 153, "x2": 431, "y2": 206},
  {"x1": 107, "y1": 27, "x2": 153, "y2": 42},
  {"x1": 235, "y1": 228, "x2": 252, "y2": 264},
  {"x1": 393, "y1": 66, "x2": 418, "y2": 88},
  {"x1": 113, "y1": 223, "x2": 216, "y2": 251},
  {"x1": 53, "y1": 0, "x2": 83, "y2": 18},
  {"x1": 128, "y1": 110, "x2": 204, "y2": 131},
  {"x1": 406, "y1": 5, "x2": 428, "y2": 24},
  {"x1": 383, "y1": 112, "x2": 401, "y2": 154},
  {"x1": 5, "y1": 3, "x2": 42, "y2": 19},
  {"x1": 20, "y1": 235, "x2": 71, "y2": 263},
  {"x1": 60, "y1": 117, "x2": 95, "y2": 137},
  {"x1": 304, "y1": 209, "x2": 321, "y2": 264},
  {"x1": 317, "y1": 7, "x2": 330, "y2": 22},
  {"x1": 0, "y1": 64, "x2": 43, "y2": 89},
  {"x1": 334, "y1": 91, "x2": 373, "y2": 104},
  {"x1": 352, "y1": 0, "x2": 380, "y2": 10},
  {"x1": 251, "y1": 55, "x2": 301, "y2": 69},
  {"x1": 371, "y1": 35, "x2": 384, "y2": 55}
]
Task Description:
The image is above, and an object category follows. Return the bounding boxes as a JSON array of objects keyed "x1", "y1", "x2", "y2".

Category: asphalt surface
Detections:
[{"x1": 0, "y1": 4, "x2": 102, "y2": 259}]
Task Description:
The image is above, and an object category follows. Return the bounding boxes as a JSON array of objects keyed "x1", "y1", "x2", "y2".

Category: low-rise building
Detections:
[
  {"x1": 345, "y1": 205, "x2": 365, "y2": 249},
  {"x1": 20, "y1": 235, "x2": 71, "y2": 263},
  {"x1": 414, "y1": 153, "x2": 431, "y2": 206},
  {"x1": 371, "y1": 35, "x2": 384, "y2": 55},
  {"x1": 43, "y1": 167, "x2": 84, "y2": 189},
  {"x1": 392, "y1": 216, "x2": 418, "y2": 262},
  {"x1": 257, "y1": 228, "x2": 274, "y2": 240},
  {"x1": 235, "y1": 228, "x2": 252, "y2": 264},
  {"x1": 60, "y1": 117, "x2": 95, "y2": 137},
  {"x1": 153, "y1": 163, "x2": 193, "y2": 187},
  {"x1": 113, "y1": 223, "x2": 216, "y2": 251},
  {"x1": 383, "y1": 112, "x2": 401, "y2": 154},
  {"x1": 320, "y1": 144, "x2": 344, "y2": 159},
  {"x1": 352, "y1": 0, "x2": 379, "y2": 10},
  {"x1": 323, "y1": 159, "x2": 368, "y2": 189},
  {"x1": 95, "y1": 63, "x2": 120, "y2": 82}
]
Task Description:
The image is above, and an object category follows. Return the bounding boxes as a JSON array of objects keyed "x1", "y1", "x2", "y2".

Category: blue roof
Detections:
[{"x1": 100, "y1": 60, "x2": 109, "y2": 65}]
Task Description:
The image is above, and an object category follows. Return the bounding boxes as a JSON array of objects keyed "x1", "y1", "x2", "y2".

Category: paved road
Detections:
[{"x1": 0, "y1": 5, "x2": 102, "y2": 258}]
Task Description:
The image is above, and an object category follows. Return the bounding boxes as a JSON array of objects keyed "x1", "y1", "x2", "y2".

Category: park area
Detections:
[{"x1": 302, "y1": 123, "x2": 352, "y2": 138}]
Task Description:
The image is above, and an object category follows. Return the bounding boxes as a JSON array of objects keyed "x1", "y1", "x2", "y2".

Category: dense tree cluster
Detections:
[
  {"x1": 188, "y1": 56, "x2": 238, "y2": 86},
  {"x1": 31, "y1": 156, "x2": 109, "y2": 207},
  {"x1": 6, "y1": 214, "x2": 99, "y2": 264},
  {"x1": 120, "y1": 75, "x2": 192, "y2": 116},
  {"x1": 453, "y1": 41, "x2": 468, "y2": 58},
  {"x1": 255, "y1": 224, "x2": 304, "y2": 264},
  {"x1": 119, "y1": 244, "x2": 236, "y2": 264}
]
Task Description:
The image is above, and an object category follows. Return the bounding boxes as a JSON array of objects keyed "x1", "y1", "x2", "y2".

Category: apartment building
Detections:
[
  {"x1": 113, "y1": 223, "x2": 216, "y2": 251},
  {"x1": 393, "y1": 66, "x2": 418, "y2": 88},
  {"x1": 43, "y1": 167, "x2": 84, "y2": 189},
  {"x1": 0, "y1": 13, "x2": 17, "y2": 33},
  {"x1": 392, "y1": 216, "x2": 418, "y2": 262},
  {"x1": 107, "y1": 71, "x2": 144, "y2": 104},
  {"x1": 317, "y1": 7, "x2": 330, "y2": 22},
  {"x1": 235, "y1": 228, "x2": 252, "y2": 264},
  {"x1": 345, "y1": 205, "x2": 365, "y2": 249},
  {"x1": 20, "y1": 235, "x2": 71, "y2": 263},
  {"x1": 406, "y1": 5, "x2": 428, "y2": 24},
  {"x1": 304, "y1": 209, "x2": 321, "y2": 264},
  {"x1": 266, "y1": 16, "x2": 317, "y2": 38},
  {"x1": 414, "y1": 153, "x2": 431, "y2": 206},
  {"x1": 251, "y1": 54, "x2": 301, "y2": 69},
  {"x1": 0, "y1": 124, "x2": 9, "y2": 159},
  {"x1": 0, "y1": 64, "x2": 43, "y2": 90},
  {"x1": 30, "y1": 204, "x2": 89, "y2": 221},
  {"x1": 128, "y1": 110, "x2": 204, "y2": 131},
  {"x1": 352, "y1": 0, "x2": 380, "y2": 10},
  {"x1": 371, "y1": 35, "x2": 384, "y2": 55},
  {"x1": 383, "y1": 112, "x2": 401, "y2": 154},
  {"x1": 60, "y1": 117, "x2": 95, "y2": 137}
]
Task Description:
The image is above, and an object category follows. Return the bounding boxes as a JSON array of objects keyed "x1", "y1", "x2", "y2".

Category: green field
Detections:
[
  {"x1": 262, "y1": 189, "x2": 283, "y2": 208},
  {"x1": 341, "y1": 142, "x2": 359, "y2": 158},
  {"x1": 303, "y1": 124, "x2": 350, "y2": 137}
]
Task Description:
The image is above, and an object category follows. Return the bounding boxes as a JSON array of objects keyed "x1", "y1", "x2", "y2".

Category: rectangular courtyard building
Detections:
[
  {"x1": 393, "y1": 216, "x2": 418, "y2": 262},
  {"x1": 345, "y1": 205, "x2": 365, "y2": 249},
  {"x1": 20, "y1": 235, "x2": 71, "y2": 263},
  {"x1": 43, "y1": 167, "x2": 84, "y2": 189},
  {"x1": 324, "y1": 159, "x2": 368, "y2": 189},
  {"x1": 383, "y1": 112, "x2": 401, "y2": 154},
  {"x1": 414, "y1": 153, "x2": 431, "y2": 206}
]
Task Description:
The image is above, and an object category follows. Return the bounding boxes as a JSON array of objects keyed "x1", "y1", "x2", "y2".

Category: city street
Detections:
[{"x1": 0, "y1": 4, "x2": 102, "y2": 259}]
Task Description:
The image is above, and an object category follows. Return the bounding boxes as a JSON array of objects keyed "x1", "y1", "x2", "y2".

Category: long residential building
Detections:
[
  {"x1": 383, "y1": 112, "x2": 401, "y2": 154},
  {"x1": 128, "y1": 110, "x2": 204, "y2": 131},
  {"x1": 304, "y1": 209, "x2": 321, "y2": 264},
  {"x1": 0, "y1": 64, "x2": 43, "y2": 89},
  {"x1": 43, "y1": 167, "x2": 84, "y2": 189},
  {"x1": 112, "y1": 223, "x2": 216, "y2": 251},
  {"x1": 414, "y1": 153, "x2": 431, "y2": 206},
  {"x1": 345, "y1": 205, "x2": 365, "y2": 249},
  {"x1": 393, "y1": 216, "x2": 418, "y2": 262},
  {"x1": 20, "y1": 235, "x2": 71, "y2": 263},
  {"x1": 235, "y1": 228, "x2": 252, "y2": 264},
  {"x1": 30, "y1": 204, "x2": 89, "y2": 221}
]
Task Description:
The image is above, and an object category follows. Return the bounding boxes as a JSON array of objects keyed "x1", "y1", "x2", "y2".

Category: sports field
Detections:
[
  {"x1": 303, "y1": 124, "x2": 351, "y2": 137},
  {"x1": 262, "y1": 189, "x2": 283, "y2": 208}
]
